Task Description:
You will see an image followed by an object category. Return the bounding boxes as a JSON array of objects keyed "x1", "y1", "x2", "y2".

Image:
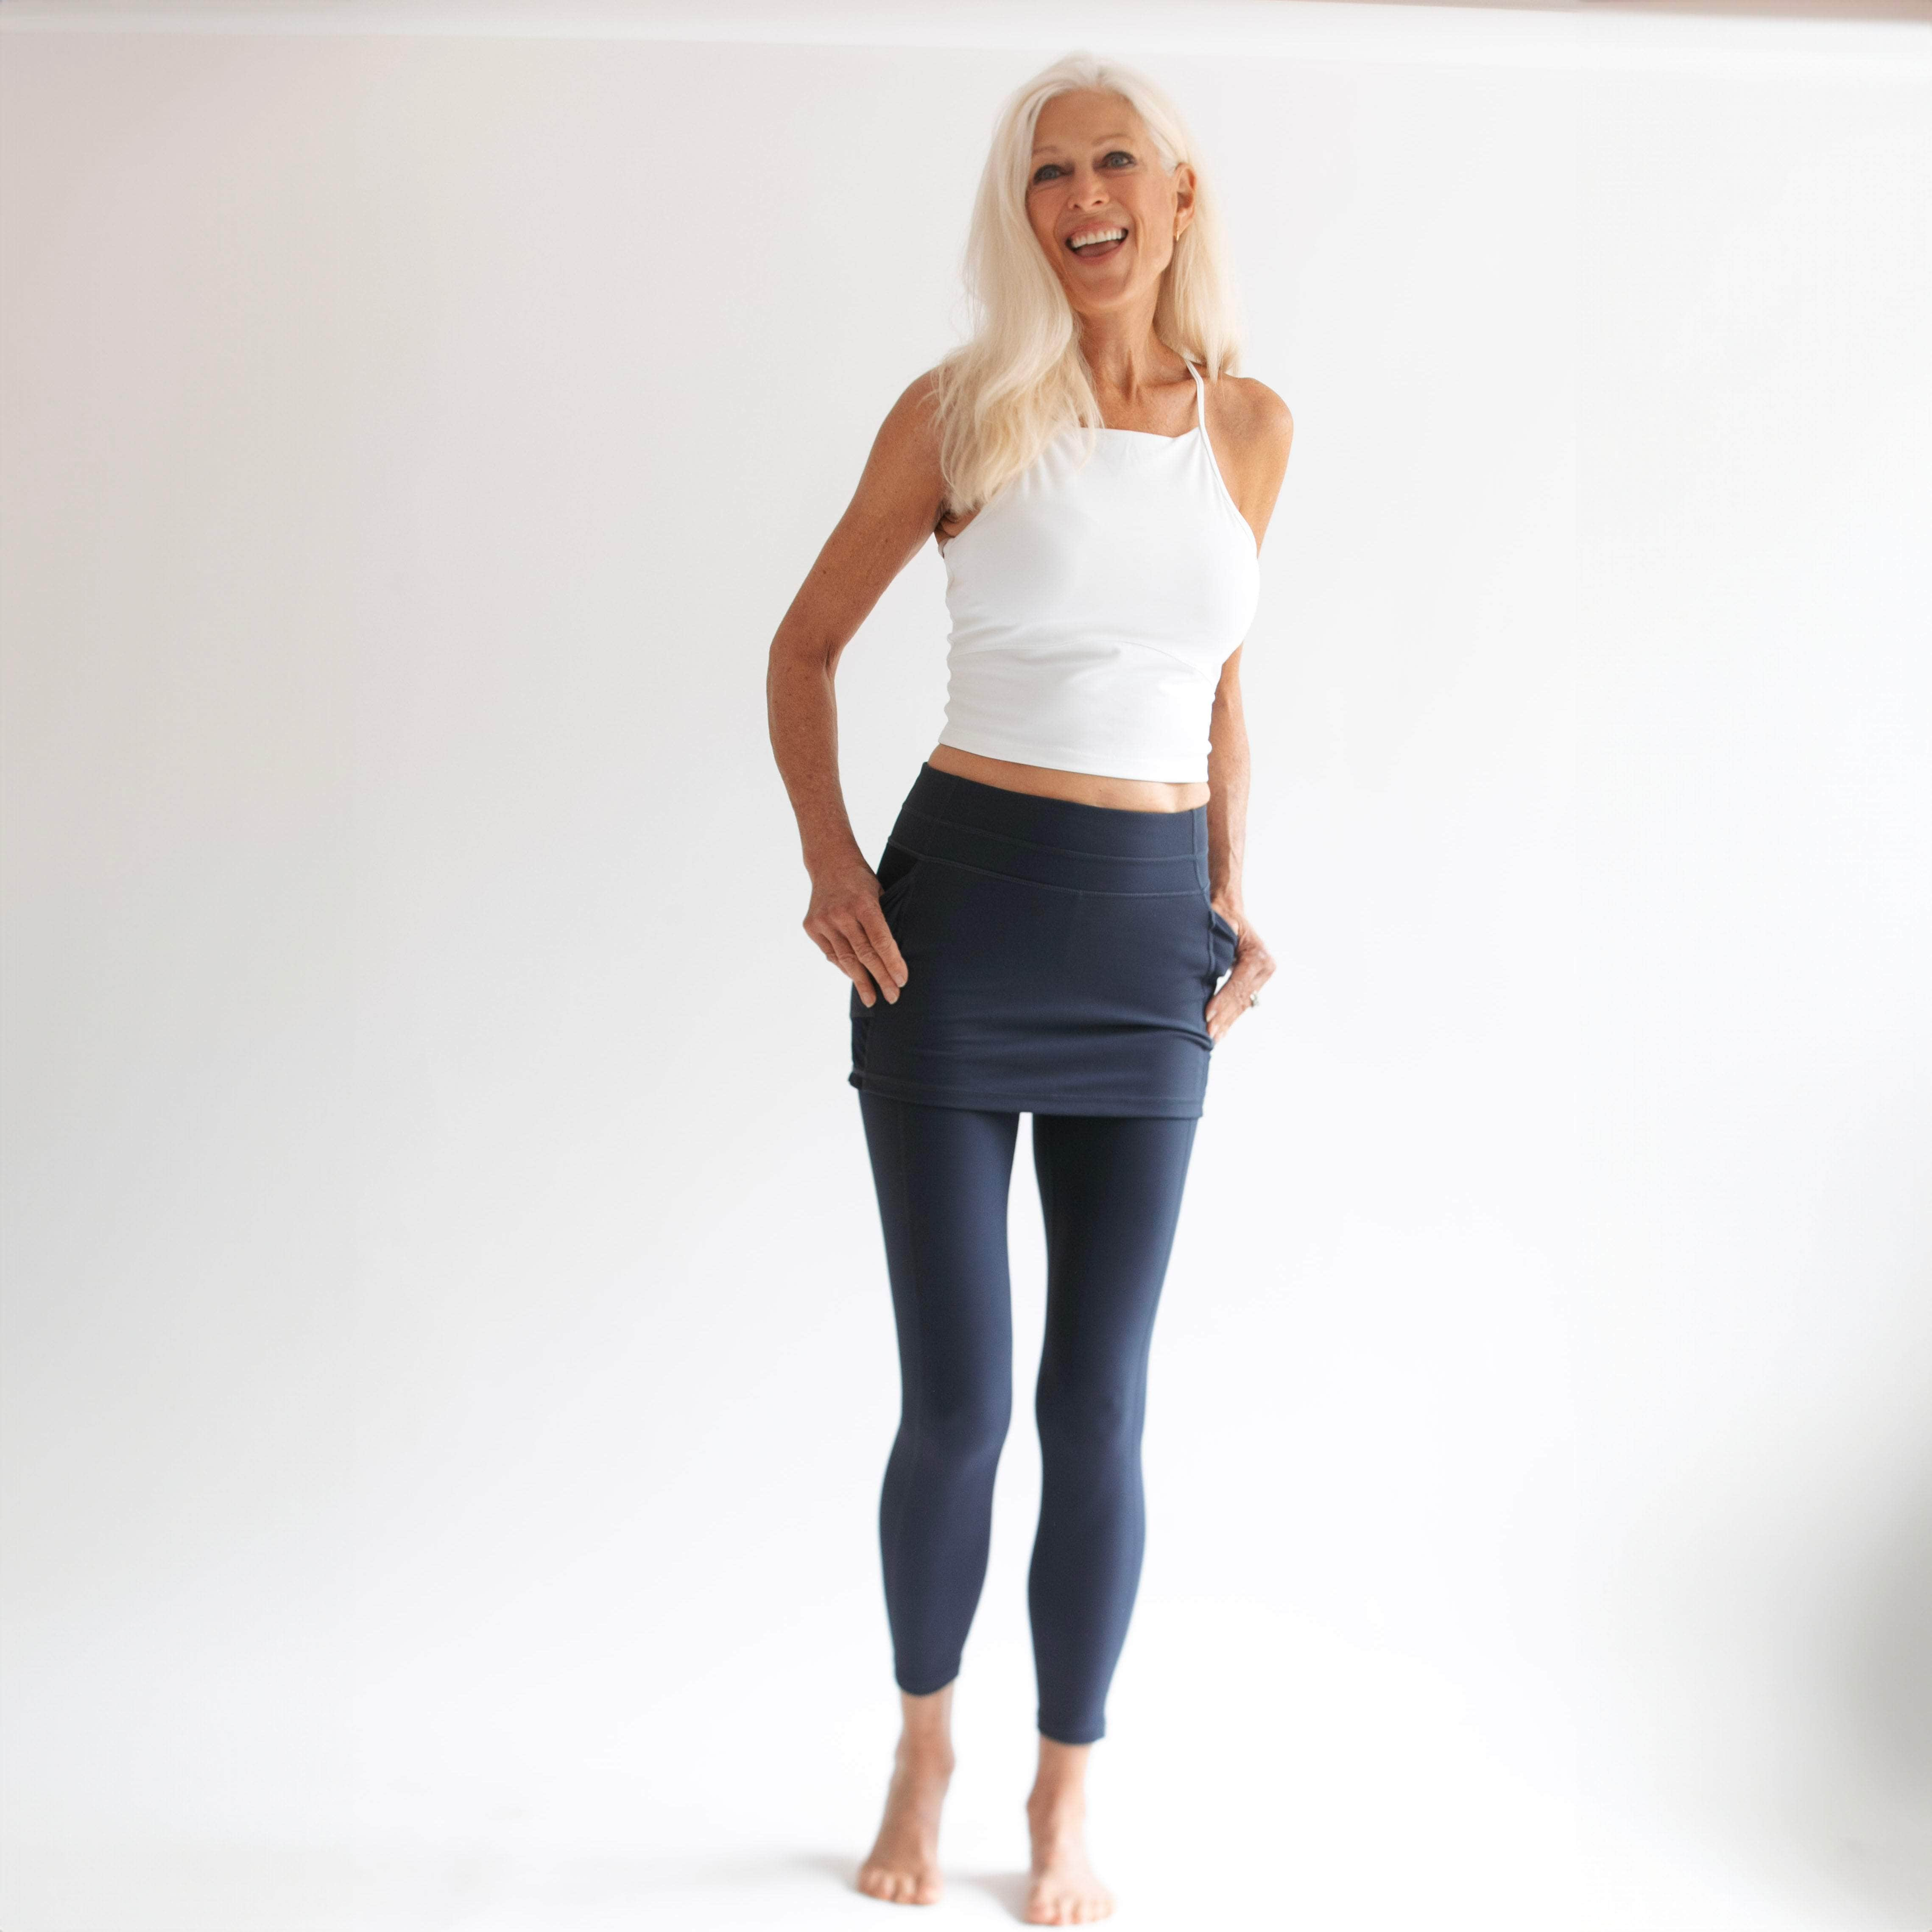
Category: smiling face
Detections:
[{"x1": 1024, "y1": 89, "x2": 1195, "y2": 320}]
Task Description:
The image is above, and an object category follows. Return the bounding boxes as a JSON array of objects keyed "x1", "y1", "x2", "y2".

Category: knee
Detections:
[
  {"x1": 910, "y1": 1384, "x2": 1012, "y2": 1472},
  {"x1": 1036, "y1": 1374, "x2": 1140, "y2": 1463}
]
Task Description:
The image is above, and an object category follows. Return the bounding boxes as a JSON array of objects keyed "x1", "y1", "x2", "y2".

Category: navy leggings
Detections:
[{"x1": 858, "y1": 1089, "x2": 1199, "y2": 1745}]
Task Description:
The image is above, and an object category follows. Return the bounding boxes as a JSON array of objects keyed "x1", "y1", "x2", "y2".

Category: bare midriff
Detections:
[{"x1": 926, "y1": 743, "x2": 1208, "y2": 814}]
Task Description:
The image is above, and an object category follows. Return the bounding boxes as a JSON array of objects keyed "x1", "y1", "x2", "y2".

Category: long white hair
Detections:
[{"x1": 932, "y1": 52, "x2": 1244, "y2": 519}]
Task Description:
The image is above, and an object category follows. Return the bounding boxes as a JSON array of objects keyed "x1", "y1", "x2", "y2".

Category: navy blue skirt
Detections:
[{"x1": 848, "y1": 764, "x2": 1240, "y2": 1119}]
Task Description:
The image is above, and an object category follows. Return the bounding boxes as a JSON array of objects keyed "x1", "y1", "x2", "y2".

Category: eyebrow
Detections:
[{"x1": 1030, "y1": 132, "x2": 1139, "y2": 155}]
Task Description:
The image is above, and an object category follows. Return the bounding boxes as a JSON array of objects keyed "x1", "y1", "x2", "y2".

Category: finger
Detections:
[
  {"x1": 823, "y1": 930, "x2": 882, "y2": 1007},
  {"x1": 1226, "y1": 939, "x2": 1276, "y2": 999},
  {"x1": 1206, "y1": 959, "x2": 1268, "y2": 1038},
  {"x1": 841, "y1": 905, "x2": 906, "y2": 1004},
  {"x1": 836, "y1": 916, "x2": 899, "y2": 1005},
  {"x1": 853, "y1": 899, "x2": 909, "y2": 991}
]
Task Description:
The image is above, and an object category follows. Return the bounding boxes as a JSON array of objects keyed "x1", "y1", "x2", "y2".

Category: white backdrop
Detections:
[{"x1": 3, "y1": 5, "x2": 1928, "y2": 1928}]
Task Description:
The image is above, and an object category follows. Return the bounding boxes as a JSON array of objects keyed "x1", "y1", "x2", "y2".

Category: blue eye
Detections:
[{"x1": 1030, "y1": 152, "x2": 1134, "y2": 185}]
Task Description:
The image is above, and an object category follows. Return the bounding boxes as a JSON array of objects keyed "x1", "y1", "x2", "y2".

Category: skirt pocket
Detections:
[
  {"x1": 874, "y1": 843, "x2": 924, "y2": 937},
  {"x1": 1208, "y1": 905, "x2": 1240, "y2": 984},
  {"x1": 849, "y1": 845, "x2": 924, "y2": 1040}
]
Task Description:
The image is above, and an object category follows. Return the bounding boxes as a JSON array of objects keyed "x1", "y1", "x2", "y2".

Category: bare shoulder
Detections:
[
  {"x1": 870, "y1": 366, "x2": 947, "y2": 468},
  {"x1": 835, "y1": 365, "x2": 949, "y2": 549},
  {"x1": 1209, "y1": 372, "x2": 1293, "y2": 550},
  {"x1": 1220, "y1": 374, "x2": 1293, "y2": 469}
]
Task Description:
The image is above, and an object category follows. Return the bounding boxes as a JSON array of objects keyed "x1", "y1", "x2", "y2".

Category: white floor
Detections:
[{"x1": 8, "y1": 1574, "x2": 1921, "y2": 1931}]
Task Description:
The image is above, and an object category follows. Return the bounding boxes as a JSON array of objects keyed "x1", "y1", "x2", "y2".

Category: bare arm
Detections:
[
  {"x1": 1203, "y1": 650, "x2": 1276, "y2": 1041},
  {"x1": 1203, "y1": 379, "x2": 1295, "y2": 1042},
  {"x1": 766, "y1": 372, "x2": 949, "y2": 1006},
  {"x1": 1206, "y1": 648, "x2": 1252, "y2": 927}
]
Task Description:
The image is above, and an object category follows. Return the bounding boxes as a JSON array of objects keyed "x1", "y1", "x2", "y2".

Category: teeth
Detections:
[{"x1": 1069, "y1": 227, "x2": 1126, "y2": 250}]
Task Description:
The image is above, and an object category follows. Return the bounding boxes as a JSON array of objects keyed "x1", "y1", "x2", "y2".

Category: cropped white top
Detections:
[{"x1": 935, "y1": 359, "x2": 1260, "y2": 785}]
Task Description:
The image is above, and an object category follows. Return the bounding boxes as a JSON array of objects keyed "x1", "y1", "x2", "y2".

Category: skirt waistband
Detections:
[{"x1": 887, "y1": 764, "x2": 1209, "y2": 896}]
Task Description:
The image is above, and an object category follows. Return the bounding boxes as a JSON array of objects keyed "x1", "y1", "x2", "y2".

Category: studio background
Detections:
[{"x1": 3, "y1": 3, "x2": 1928, "y2": 1927}]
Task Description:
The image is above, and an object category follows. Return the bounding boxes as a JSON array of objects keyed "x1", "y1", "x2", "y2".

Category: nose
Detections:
[{"x1": 1068, "y1": 164, "x2": 1110, "y2": 207}]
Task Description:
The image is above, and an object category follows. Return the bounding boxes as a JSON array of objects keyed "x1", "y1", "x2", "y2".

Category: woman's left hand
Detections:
[{"x1": 1205, "y1": 910, "x2": 1275, "y2": 1044}]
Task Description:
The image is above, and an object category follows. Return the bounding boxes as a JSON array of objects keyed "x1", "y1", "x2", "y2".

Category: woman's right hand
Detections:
[{"x1": 804, "y1": 861, "x2": 909, "y2": 1007}]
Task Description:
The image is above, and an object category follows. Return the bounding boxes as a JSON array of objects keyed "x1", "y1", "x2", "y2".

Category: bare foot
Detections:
[
  {"x1": 1024, "y1": 1739, "x2": 1114, "y2": 1926},
  {"x1": 857, "y1": 1685, "x2": 955, "y2": 1907}
]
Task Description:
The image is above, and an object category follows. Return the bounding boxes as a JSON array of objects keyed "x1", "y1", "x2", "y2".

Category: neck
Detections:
[{"x1": 1075, "y1": 301, "x2": 1181, "y2": 403}]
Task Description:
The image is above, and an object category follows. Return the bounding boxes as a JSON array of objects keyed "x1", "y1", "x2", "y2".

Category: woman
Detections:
[{"x1": 767, "y1": 53, "x2": 1292, "y2": 1926}]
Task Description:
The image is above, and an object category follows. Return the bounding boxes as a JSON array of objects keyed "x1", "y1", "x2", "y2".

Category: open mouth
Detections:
[{"x1": 1065, "y1": 225, "x2": 1128, "y2": 260}]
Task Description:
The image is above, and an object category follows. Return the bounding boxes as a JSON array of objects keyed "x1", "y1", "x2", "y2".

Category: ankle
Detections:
[
  {"x1": 1026, "y1": 1784, "x2": 1084, "y2": 1827},
  {"x1": 895, "y1": 1734, "x2": 955, "y2": 1781}
]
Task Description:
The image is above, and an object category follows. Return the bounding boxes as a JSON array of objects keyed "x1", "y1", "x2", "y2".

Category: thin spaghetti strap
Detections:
[{"x1": 1187, "y1": 358, "x2": 1250, "y2": 544}]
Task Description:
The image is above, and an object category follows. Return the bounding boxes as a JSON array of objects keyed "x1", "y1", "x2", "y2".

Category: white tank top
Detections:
[{"x1": 934, "y1": 359, "x2": 1260, "y2": 785}]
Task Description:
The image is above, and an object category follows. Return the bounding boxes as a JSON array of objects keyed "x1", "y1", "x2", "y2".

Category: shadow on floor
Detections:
[
  {"x1": 957, "y1": 1867, "x2": 1034, "y2": 1918},
  {"x1": 784, "y1": 1849, "x2": 1034, "y2": 1920}
]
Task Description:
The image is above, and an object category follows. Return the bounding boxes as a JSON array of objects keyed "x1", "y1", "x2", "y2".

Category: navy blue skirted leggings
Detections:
[
  {"x1": 859, "y1": 1094, "x2": 1198, "y2": 1745},
  {"x1": 849, "y1": 766, "x2": 1234, "y2": 1745}
]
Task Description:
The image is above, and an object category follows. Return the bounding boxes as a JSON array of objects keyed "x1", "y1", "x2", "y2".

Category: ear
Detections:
[{"x1": 1172, "y1": 160, "x2": 1198, "y2": 238}]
